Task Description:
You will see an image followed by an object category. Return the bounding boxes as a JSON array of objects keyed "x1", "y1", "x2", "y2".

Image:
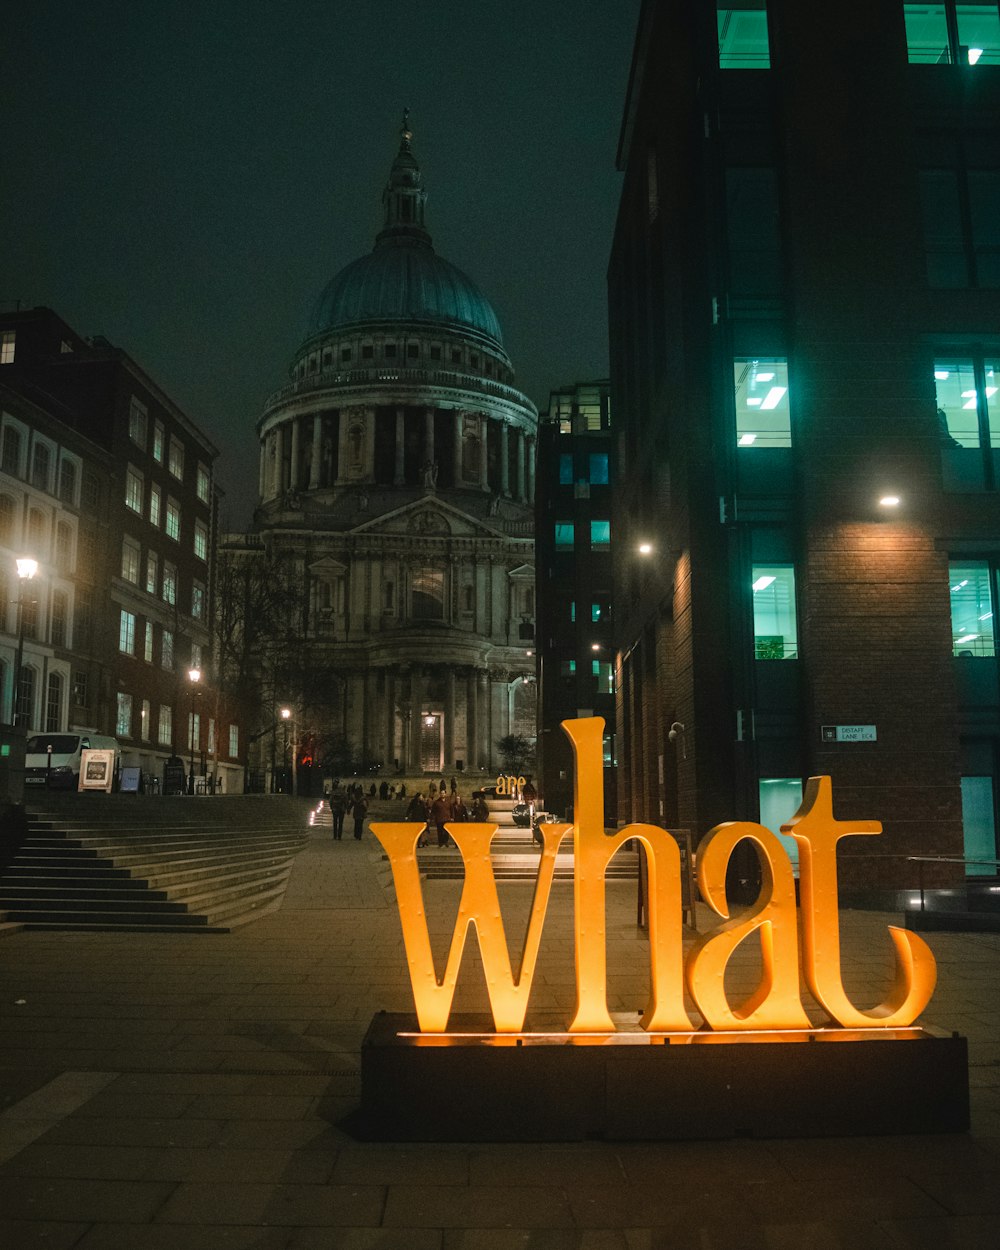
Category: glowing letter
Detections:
[
  {"x1": 685, "y1": 822, "x2": 811, "y2": 1030},
  {"x1": 371, "y1": 820, "x2": 570, "y2": 1033},
  {"x1": 786, "y1": 777, "x2": 937, "y2": 1027},
  {"x1": 562, "y1": 717, "x2": 691, "y2": 1033}
]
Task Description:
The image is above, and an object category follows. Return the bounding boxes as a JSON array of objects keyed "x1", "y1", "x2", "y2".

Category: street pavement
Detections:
[{"x1": 0, "y1": 798, "x2": 999, "y2": 1248}]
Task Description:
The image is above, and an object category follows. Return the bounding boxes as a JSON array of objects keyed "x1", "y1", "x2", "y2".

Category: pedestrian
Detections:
[
  {"x1": 451, "y1": 791, "x2": 468, "y2": 823},
  {"x1": 407, "y1": 791, "x2": 429, "y2": 847},
  {"x1": 330, "y1": 788, "x2": 347, "y2": 840},
  {"x1": 472, "y1": 792, "x2": 489, "y2": 822},
  {"x1": 522, "y1": 777, "x2": 538, "y2": 823},
  {"x1": 369, "y1": 782, "x2": 377, "y2": 797},
  {"x1": 449, "y1": 775, "x2": 457, "y2": 795},
  {"x1": 431, "y1": 790, "x2": 452, "y2": 847},
  {"x1": 352, "y1": 793, "x2": 368, "y2": 840}
]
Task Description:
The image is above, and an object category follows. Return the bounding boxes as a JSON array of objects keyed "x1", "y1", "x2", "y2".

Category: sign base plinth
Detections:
[{"x1": 357, "y1": 1013, "x2": 969, "y2": 1142}]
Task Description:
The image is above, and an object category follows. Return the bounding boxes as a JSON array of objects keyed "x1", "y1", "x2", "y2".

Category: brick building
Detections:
[
  {"x1": 610, "y1": 1, "x2": 1000, "y2": 889},
  {"x1": 0, "y1": 307, "x2": 245, "y2": 791}
]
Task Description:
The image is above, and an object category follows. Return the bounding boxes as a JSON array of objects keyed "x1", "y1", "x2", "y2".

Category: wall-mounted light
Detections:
[
  {"x1": 638, "y1": 542, "x2": 653, "y2": 556},
  {"x1": 879, "y1": 495, "x2": 901, "y2": 508}
]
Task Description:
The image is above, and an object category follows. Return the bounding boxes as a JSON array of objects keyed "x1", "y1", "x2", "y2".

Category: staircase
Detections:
[{"x1": 0, "y1": 795, "x2": 310, "y2": 933}]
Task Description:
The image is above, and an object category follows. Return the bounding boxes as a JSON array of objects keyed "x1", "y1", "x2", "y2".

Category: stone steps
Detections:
[{"x1": 0, "y1": 799, "x2": 310, "y2": 933}]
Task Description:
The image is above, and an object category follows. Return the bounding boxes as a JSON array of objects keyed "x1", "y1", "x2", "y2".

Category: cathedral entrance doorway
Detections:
[{"x1": 420, "y1": 713, "x2": 442, "y2": 772}]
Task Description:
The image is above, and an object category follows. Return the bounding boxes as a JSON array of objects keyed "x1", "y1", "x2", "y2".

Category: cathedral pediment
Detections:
[
  {"x1": 350, "y1": 497, "x2": 506, "y2": 540},
  {"x1": 508, "y1": 563, "x2": 535, "y2": 579},
  {"x1": 309, "y1": 555, "x2": 348, "y2": 580}
]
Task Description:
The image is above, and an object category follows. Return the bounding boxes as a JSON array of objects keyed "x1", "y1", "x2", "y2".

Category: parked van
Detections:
[{"x1": 24, "y1": 733, "x2": 120, "y2": 790}]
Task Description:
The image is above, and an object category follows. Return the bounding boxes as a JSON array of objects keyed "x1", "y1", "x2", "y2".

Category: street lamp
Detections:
[
  {"x1": 12, "y1": 557, "x2": 38, "y2": 727},
  {"x1": 280, "y1": 707, "x2": 291, "y2": 794},
  {"x1": 187, "y1": 667, "x2": 201, "y2": 794}
]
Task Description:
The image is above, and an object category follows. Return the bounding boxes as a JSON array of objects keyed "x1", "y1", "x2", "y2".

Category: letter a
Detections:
[
  {"x1": 371, "y1": 820, "x2": 570, "y2": 1033},
  {"x1": 685, "y1": 822, "x2": 811, "y2": 1030},
  {"x1": 786, "y1": 777, "x2": 937, "y2": 1027}
]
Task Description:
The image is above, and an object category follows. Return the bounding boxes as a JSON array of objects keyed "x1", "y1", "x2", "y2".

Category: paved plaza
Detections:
[{"x1": 1, "y1": 801, "x2": 999, "y2": 1248}]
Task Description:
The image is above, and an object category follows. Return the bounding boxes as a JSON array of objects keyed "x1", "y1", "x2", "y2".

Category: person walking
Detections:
[
  {"x1": 406, "y1": 791, "x2": 430, "y2": 848},
  {"x1": 351, "y1": 793, "x2": 368, "y2": 840},
  {"x1": 431, "y1": 790, "x2": 452, "y2": 848},
  {"x1": 451, "y1": 791, "x2": 468, "y2": 824},
  {"x1": 330, "y1": 788, "x2": 347, "y2": 840}
]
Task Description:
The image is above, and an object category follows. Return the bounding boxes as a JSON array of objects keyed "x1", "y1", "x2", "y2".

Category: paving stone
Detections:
[
  {"x1": 383, "y1": 1183, "x2": 574, "y2": 1228},
  {"x1": 334, "y1": 1145, "x2": 469, "y2": 1186},
  {"x1": 70, "y1": 1092, "x2": 196, "y2": 1119},
  {"x1": 181, "y1": 1094, "x2": 317, "y2": 1120},
  {"x1": 0, "y1": 1220, "x2": 91, "y2": 1249},
  {"x1": 154, "y1": 1180, "x2": 384, "y2": 1226},
  {"x1": 0, "y1": 1175, "x2": 176, "y2": 1222},
  {"x1": 76, "y1": 1225, "x2": 294, "y2": 1250},
  {"x1": 0, "y1": 1142, "x2": 159, "y2": 1179},
  {"x1": 443, "y1": 1232, "x2": 631, "y2": 1250},
  {"x1": 877, "y1": 1213, "x2": 1000, "y2": 1248},
  {"x1": 908, "y1": 1168, "x2": 1000, "y2": 1215},
  {"x1": 41, "y1": 1116, "x2": 225, "y2": 1148},
  {"x1": 141, "y1": 1145, "x2": 326, "y2": 1183}
]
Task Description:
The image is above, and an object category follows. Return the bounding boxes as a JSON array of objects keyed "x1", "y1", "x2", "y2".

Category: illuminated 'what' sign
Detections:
[{"x1": 372, "y1": 718, "x2": 937, "y2": 1034}]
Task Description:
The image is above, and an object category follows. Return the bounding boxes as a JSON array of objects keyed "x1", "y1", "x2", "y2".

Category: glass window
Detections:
[
  {"x1": 0, "y1": 330, "x2": 15, "y2": 364},
  {"x1": 961, "y1": 776, "x2": 997, "y2": 875},
  {"x1": 125, "y1": 467, "x2": 143, "y2": 513},
  {"x1": 936, "y1": 355, "x2": 1000, "y2": 490},
  {"x1": 153, "y1": 421, "x2": 164, "y2": 462},
  {"x1": 50, "y1": 591, "x2": 67, "y2": 649},
  {"x1": 717, "y1": 3, "x2": 770, "y2": 69},
  {"x1": 950, "y1": 561, "x2": 996, "y2": 655},
  {"x1": 752, "y1": 565, "x2": 798, "y2": 659},
  {"x1": 129, "y1": 398, "x2": 147, "y2": 448},
  {"x1": 1, "y1": 425, "x2": 21, "y2": 474},
  {"x1": 411, "y1": 568, "x2": 444, "y2": 620},
  {"x1": 956, "y1": 2, "x2": 1000, "y2": 64},
  {"x1": 121, "y1": 537, "x2": 140, "y2": 583},
  {"x1": 759, "y1": 778, "x2": 804, "y2": 875},
  {"x1": 570, "y1": 600, "x2": 576, "y2": 622},
  {"x1": 196, "y1": 462, "x2": 211, "y2": 503},
  {"x1": 58, "y1": 458, "x2": 77, "y2": 504},
  {"x1": 726, "y1": 168, "x2": 782, "y2": 297},
  {"x1": 165, "y1": 498, "x2": 180, "y2": 541},
  {"x1": 589, "y1": 453, "x2": 609, "y2": 485},
  {"x1": 592, "y1": 659, "x2": 614, "y2": 694},
  {"x1": 144, "y1": 621, "x2": 154, "y2": 663},
  {"x1": 0, "y1": 493, "x2": 13, "y2": 543},
  {"x1": 191, "y1": 642, "x2": 202, "y2": 670},
  {"x1": 162, "y1": 561, "x2": 177, "y2": 605},
  {"x1": 119, "y1": 610, "x2": 136, "y2": 655},
  {"x1": 969, "y1": 170, "x2": 1000, "y2": 286},
  {"x1": 590, "y1": 520, "x2": 611, "y2": 548},
  {"x1": 149, "y1": 484, "x2": 161, "y2": 527},
  {"x1": 734, "y1": 358, "x2": 791, "y2": 447},
  {"x1": 145, "y1": 552, "x2": 158, "y2": 595},
  {"x1": 141, "y1": 698, "x2": 151, "y2": 741},
  {"x1": 15, "y1": 664, "x2": 34, "y2": 725},
  {"x1": 592, "y1": 598, "x2": 611, "y2": 623},
  {"x1": 191, "y1": 581, "x2": 205, "y2": 619},
  {"x1": 158, "y1": 704, "x2": 172, "y2": 747},
  {"x1": 194, "y1": 520, "x2": 208, "y2": 561},
  {"x1": 188, "y1": 711, "x2": 200, "y2": 751},
  {"x1": 559, "y1": 454, "x2": 573, "y2": 485},
  {"x1": 31, "y1": 442, "x2": 51, "y2": 491},
  {"x1": 162, "y1": 629, "x2": 174, "y2": 671},
  {"x1": 55, "y1": 522, "x2": 73, "y2": 572},
  {"x1": 904, "y1": 3, "x2": 952, "y2": 62},
  {"x1": 555, "y1": 522, "x2": 574, "y2": 549},
  {"x1": 919, "y1": 170, "x2": 970, "y2": 287},
  {"x1": 73, "y1": 670, "x2": 89, "y2": 711},
  {"x1": 229, "y1": 724, "x2": 239, "y2": 757},
  {"x1": 168, "y1": 436, "x2": 184, "y2": 480},
  {"x1": 560, "y1": 659, "x2": 577, "y2": 677},
  {"x1": 116, "y1": 691, "x2": 132, "y2": 738}
]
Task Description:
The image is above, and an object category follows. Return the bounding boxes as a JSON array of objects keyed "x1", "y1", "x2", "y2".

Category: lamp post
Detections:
[
  {"x1": 12, "y1": 557, "x2": 38, "y2": 727},
  {"x1": 280, "y1": 707, "x2": 291, "y2": 794},
  {"x1": 187, "y1": 667, "x2": 201, "y2": 794}
]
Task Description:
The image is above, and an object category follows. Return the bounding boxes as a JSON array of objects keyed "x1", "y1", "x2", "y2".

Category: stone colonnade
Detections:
[
  {"x1": 345, "y1": 662, "x2": 525, "y2": 775},
  {"x1": 259, "y1": 407, "x2": 536, "y2": 505}
]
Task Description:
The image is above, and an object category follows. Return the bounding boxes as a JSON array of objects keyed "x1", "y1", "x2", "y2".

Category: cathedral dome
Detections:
[{"x1": 308, "y1": 239, "x2": 504, "y2": 347}]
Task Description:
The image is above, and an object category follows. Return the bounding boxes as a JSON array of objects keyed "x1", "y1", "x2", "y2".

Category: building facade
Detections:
[
  {"x1": 610, "y1": 1, "x2": 1000, "y2": 888},
  {"x1": 0, "y1": 307, "x2": 244, "y2": 791},
  {"x1": 246, "y1": 120, "x2": 537, "y2": 782},
  {"x1": 535, "y1": 380, "x2": 616, "y2": 820}
]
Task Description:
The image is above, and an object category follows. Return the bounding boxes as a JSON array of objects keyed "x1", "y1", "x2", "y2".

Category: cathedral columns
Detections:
[
  {"x1": 289, "y1": 418, "x2": 301, "y2": 492},
  {"x1": 258, "y1": 438, "x2": 267, "y2": 500},
  {"x1": 477, "y1": 668, "x2": 490, "y2": 770},
  {"x1": 527, "y1": 434, "x2": 536, "y2": 505},
  {"x1": 500, "y1": 422, "x2": 510, "y2": 497},
  {"x1": 424, "y1": 408, "x2": 435, "y2": 467},
  {"x1": 409, "y1": 667, "x2": 424, "y2": 771},
  {"x1": 453, "y1": 410, "x2": 463, "y2": 487},
  {"x1": 276, "y1": 425, "x2": 287, "y2": 495},
  {"x1": 479, "y1": 416, "x2": 489, "y2": 491},
  {"x1": 394, "y1": 408, "x2": 405, "y2": 485},
  {"x1": 516, "y1": 428, "x2": 526, "y2": 502},
  {"x1": 468, "y1": 668, "x2": 479, "y2": 771},
  {"x1": 309, "y1": 414, "x2": 323, "y2": 489},
  {"x1": 384, "y1": 669, "x2": 396, "y2": 766},
  {"x1": 444, "y1": 667, "x2": 455, "y2": 771}
]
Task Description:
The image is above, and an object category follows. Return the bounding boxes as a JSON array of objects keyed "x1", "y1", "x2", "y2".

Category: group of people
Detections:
[
  {"x1": 326, "y1": 784, "x2": 369, "y2": 841},
  {"x1": 404, "y1": 787, "x2": 490, "y2": 848}
]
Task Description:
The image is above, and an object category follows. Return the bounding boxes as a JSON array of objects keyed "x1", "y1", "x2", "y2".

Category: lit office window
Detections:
[
  {"x1": 158, "y1": 704, "x2": 172, "y2": 747},
  {"x1": 162, "y1": 629, "x2": 174, "y2": 671},
  {"x1": 592, "y1": 659, "x2": 614, "y2": 694},
  {"x1": 560, "y1": 659, "x2": 577, "y2": 677},
  {"x1": 905, "y1": 3, "x2": 1000, "y2": 63},
  {"x1": 229, "y1": 724, "x2": 239, "y2": 757},
  {"x1": 935, "y1": 355, "x2": 1000, "y2": 490},
  {"x1": 555, "y1": 522, "x2": 574, "y2": 549},
  {"x1": 193, "y1": 520, "x2": 208, "y2": 562},
  {"x1": 717, "y1": 3, "x2": 770, "y2": 68},
  {"x1": 165, "y1": 498, "x2": 181, "y2": 541},
  {"x1": 168, "y1": 436, "x2": 185, "y2": 481},
  {"x1": 125, "y1": 467, "x2": 143, "y2": 514},
  {"x1": 191, "y1": 581, "x2": 205, "y2": 620},
  {"x1": 0, "y1": 330, "x2": 15, "y2": 364},
  {"x1": 116, "y1": 692, "x2": 132, "y2": 738},
  {"x1": 196, "y1": 462, "x2": 211, "y2": 504},
  {"x1": 949, "y1": 560, "x2": 996, "y2": 655},
  {"x1": 121, "y1": 537, "x2": 140, "y2": 584},
  {"x1": 119, "y1": 610, "x2": 136, "y2": 655},
  {"x1": 589, "y1": 453, "x2": 609, "y2": 485},
  {"x1": 759, "y1": 778, "x2": 803, "y2": 874},
  {"x1": 144, "y1": 621, "x2": 154, "y2": 663},
  {"x1": 153, "y1": 421, "x2": 164, "y2": 462},
  {"x1": 734, "y1": 359, "x2": 791, "y2": 447},
  {"x1": 141, "y1": 698, "x2": 151, "y2": 741},
  {"x1": 146, "y1": 552, "x2": 158, "y2": 595},
  {"x1": 162, "y1": 561, "x2": 177, "y2": 606},
  {"x1": 752, "y1": 565, "x2": 798, "y2": 659},
  {"x1": 961, "y1": 777, "x2": 998, "y2": 874},
  {"x1": 129, "y1": 398, "x2": 148, "y2": 448},
  {"x1": 149, "y1": 485, "x2": 161, "y2": 527},
  {"x1": 590, "y1": 520, "x2": 611, "y2": 548}
]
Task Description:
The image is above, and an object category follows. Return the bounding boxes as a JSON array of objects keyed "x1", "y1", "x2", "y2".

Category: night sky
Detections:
[{"x1": 1, "y1": 1, "x2": 641, "y2": 527}]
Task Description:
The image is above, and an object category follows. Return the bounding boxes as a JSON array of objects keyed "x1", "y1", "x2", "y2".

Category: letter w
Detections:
[{"x1": 370, "y1": 821, "x2": 570, "y2": 1032}]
